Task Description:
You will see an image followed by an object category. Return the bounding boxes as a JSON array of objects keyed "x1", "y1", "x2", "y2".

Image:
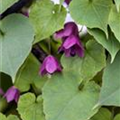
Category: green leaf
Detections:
[
  {"x1": 17, "y1": 93, "x2": 45, "y2": 120},
  {"x1": 114, "y1": 114, "x2": 120, "y2": 120},
  {"x1": 115, "y1": 0, "x2": 120, "y2": 12},
  {"x1": 0, "y1": 0, "x2": 18, "y2": 13},
  {"x1": 15, "y1": 54, "x2": 47, "y2": 92},
  {"x1": 88, "y1": 29, "x2": 120, "y2": 63},
  {"x1": 42, "y1": 73, "x2": 100, "y2": 120},
  {"x1": 109, "y1": 6, "x2": 120, "y2": 42},
  {"x1": 98, "y1": 51, "x2": 120, "y2": 106},
  {"x1": 30, "y1": 0, "x2": 66, "y2": 44},
  {"x1": 61, "y1": 40, "x2": 106, "y2": 83},
  {"x1": 0, "y1": 113, "x2": 19, "y2": 120},
  {"x1": 90, "y1": 108, "x2": 111, "y2": 120},
  {"x1": 69, "y1": 0, "x2": 112, "y2": 35},
  {"x1": 0, "y1": 14, "x2": 34, "y2": 82}
]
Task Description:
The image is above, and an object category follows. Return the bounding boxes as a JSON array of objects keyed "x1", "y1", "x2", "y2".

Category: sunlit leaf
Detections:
[
  {"x1": 17, "y1": 93, "x2": 45, "y2": 120},
  {"x1": 30, "y1": 0, "x2": 66, "y2": 43}
]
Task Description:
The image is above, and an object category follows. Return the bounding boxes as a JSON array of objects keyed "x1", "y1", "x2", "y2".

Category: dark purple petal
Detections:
[
  {"x1": 75, "y1": 45, "x2": 84, "y2": 57},
  {"x1": 54, "y1": 22, "x2": 79, "y2": 39},
  {"x1": 65, "y1": 0, "x2": 71, "y2": 5},
  {"x1": 4, "y1": 86, "x2": 20, "y2": 103},
  {"x1": 54, "y1": 29, "x2": 65, "y2": 39},
  {"x1": 59, "y1": 34, "x2": 84, "y2": 57},
  {"x1": 64, "y1": 49, "x2": 71, "y2": 57}
]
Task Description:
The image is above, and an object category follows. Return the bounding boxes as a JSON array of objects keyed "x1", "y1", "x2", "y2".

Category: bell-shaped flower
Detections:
[
  {"x1": 59, "y1": 35, "x2": 84, "y2": 57},
  {"x1": 54, "y1": 22, "x2": 79, "y2": 39},
  {"x1": 40, "y1": 55, "x2": 62, "y2": 76},
  {"x1": 4, "y1": 86, "x2": 20, "y2": 103}
]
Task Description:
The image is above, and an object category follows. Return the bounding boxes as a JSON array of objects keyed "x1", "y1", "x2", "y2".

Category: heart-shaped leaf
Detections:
[
  {"x1": 42, "y1": 73, "x2": 100, "y2": 120},
  {"x1": 0, "y1": 14, "x2": 34, "y2": 82}
]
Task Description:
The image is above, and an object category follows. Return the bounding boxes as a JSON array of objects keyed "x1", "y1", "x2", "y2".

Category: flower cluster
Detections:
[
  {"x1": 55, "y1": 22, "x2": 84, "y2": 57},
  {"x1": 39, "y1": 22, "x2": 84, "y2": 76}
]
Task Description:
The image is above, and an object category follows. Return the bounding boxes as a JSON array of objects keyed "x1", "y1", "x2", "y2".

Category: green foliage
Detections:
[
  {"x1": 90, "y1": 108, "x2": 111, "y2": 120},
  {"x1": 0, "y1": 14, "x2": 34, "y2": 82},
  {"x1": 98, "y1": 51, "x2": 120, "y2": 106},
  {"x1": 1, "y1": 0, "x2": 120, "y2": 120},
  {"x1": 0, "y1": 0, "x2": 18, "y2": 13},
  {"x1": 30, "y1": 0, "x2": 66, "y2": 44},
  {"x1": 88, "y1": 29, "x2": 120, "y2": 62},
  {"x1": 114, "y1": 114, "x2": 120, "y2": 120},
  {"x1": 109, "y1": 5, "x2": 120, "y2": 42},
  {"x1": 0, "y1": 113, "x2": 19, "y2": 120},
  {"x1": 17, "y1": 93, "x2": 45, "y2": 120},
  {"x1": 61, "y1": 40, "x2": 106, "y2": 83},
  {"x1": 115, "y1": 0, "x2": 120, "y2": 12},
  {"x1": 42, "y1": 73, "x2": 100, "y2": 120},
  {"x1": 15, "y1": 54, "x2": 47, "y2": 92},
  {"x1": 69, "y1": 0, "x2": 112, "y2": 35}
]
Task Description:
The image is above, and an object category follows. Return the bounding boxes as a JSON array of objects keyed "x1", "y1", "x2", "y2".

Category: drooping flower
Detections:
[
  {"x1": 4, "y1": 86, "x2": 20, "y2": 103},
  {"x1": 54, "y1": 22, "x2": 84, "y2": 57},
  {"x1": 40, "y1": 55, "x2": 62, "y2": 76},
  {"x1": 59, "y1": 35, "x2": 84, "y2": 57}
]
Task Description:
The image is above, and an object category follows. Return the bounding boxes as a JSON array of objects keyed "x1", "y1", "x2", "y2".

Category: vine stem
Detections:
[{"x1": 31, "y1": 44, "x2": 48, "y2": 63}]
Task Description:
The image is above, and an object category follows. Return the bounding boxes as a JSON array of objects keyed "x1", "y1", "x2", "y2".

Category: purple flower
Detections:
[
  {"x1": 4, "y1": 86, "x2": 20, "y2": 103},
  {"x1": 40, "y1": 55, "x2": 62, "y2": 76},
  {"x1": 65, "y1": 0, "x2": 71, "y2": 5},
  {"x1": 59, "y1": 35, "x2": 84, "y2": 57},
  {"x1": 54, "y1": 22, "x2": 84, "y2": 57}
]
